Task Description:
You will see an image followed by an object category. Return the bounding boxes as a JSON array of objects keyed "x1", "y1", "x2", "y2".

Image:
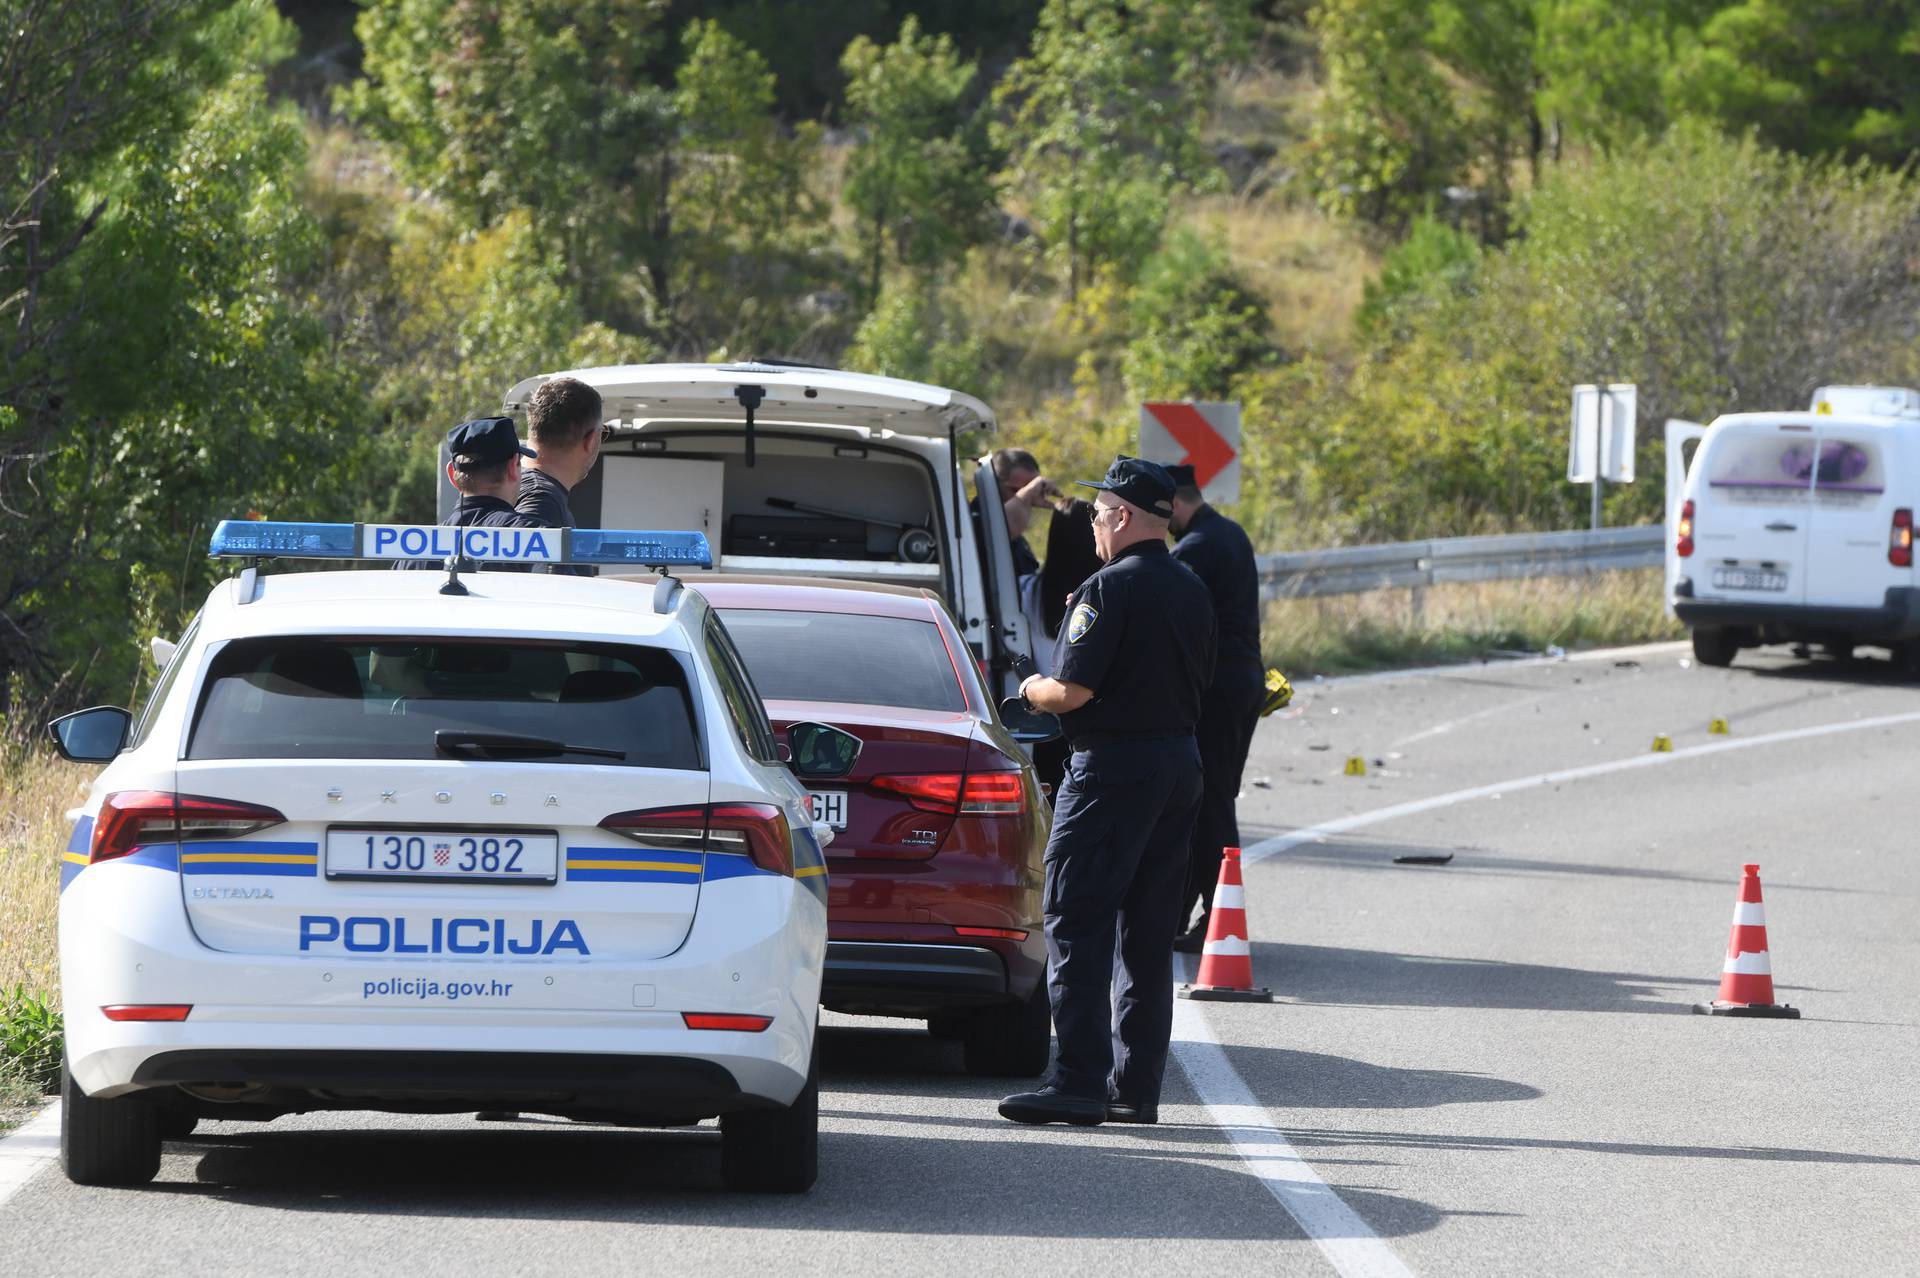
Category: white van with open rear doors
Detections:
[
  {"x1": 452, "y1": 363, "x2": 1037, "y2": 699},
  {"x1": 1672, "y1": 386, "x2": 1920, "y2": 669}
]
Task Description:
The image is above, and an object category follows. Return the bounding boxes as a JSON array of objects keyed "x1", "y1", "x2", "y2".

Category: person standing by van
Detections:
[
  {"x1": 1166, "y1": 464, "x2": 1264, "y2": 950},
  {"x1": 517, "y1": 376, "x2": 606, "y2": 531}
]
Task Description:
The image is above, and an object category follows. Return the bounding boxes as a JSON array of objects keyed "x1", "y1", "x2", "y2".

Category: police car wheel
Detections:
[
  {"x1": 719, "y1": 1042, "x2": 819, "y2": 1193},
  {"x1": 158, "y1": 1110, "x2": 199, "y2": 1141},
  {"x1": 961, "y1": 985, "x2": 1052, "y2": 1078},
  {"x1": 60, "y1": 1063, "x2": 162, "y2": 1186}
]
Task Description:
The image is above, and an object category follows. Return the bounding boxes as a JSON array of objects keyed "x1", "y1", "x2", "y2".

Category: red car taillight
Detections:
[
  {"x1": 1676, "y1": 499, "x2": 1695, "y2": 559},
  {"x1": 682, "y1": 1012, "x2": 773, "y2": 1031},
  {"x1": 1892, "y1": 507, "x2": 1913, "y2": 567},
  {"x1": 101, "y1": 1004, "x2": 192, "y2": 1022},
  {"x1": 90, "y1": 791, "x2": 286, "y2": 864},
  {"x1": 871, "y1": 771, "x2": 1027, "y2": 816},
  {"x1": 599, "y1": 802, "x2": 793, "y2": 876}
]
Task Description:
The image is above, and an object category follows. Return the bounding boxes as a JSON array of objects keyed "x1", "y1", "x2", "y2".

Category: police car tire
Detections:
[
  {"x1": 960, "y1": 985, "x2": 1052, "y2": 1078},
  {"x1": 159, "y1": 1110, "x2": 199, "y2": 1141},
  {"x1": 61, "y1": 1063, "x2": 162, "y2": 1186},
  {"x1": 719, "y1": 1042, "x2": 819, "y2": 1193},
  {"x1": 1690, "y1": 627, "x2": 1738, "y2": 668}
]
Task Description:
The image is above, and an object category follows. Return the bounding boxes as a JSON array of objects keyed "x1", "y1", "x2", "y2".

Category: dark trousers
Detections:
[
  {"x1": 1042, "y1": 736, "x2": 1203, "y2": 1103},
  {"x1": 1183, "y1": 669, "x2": 1264, "y2": 926}
]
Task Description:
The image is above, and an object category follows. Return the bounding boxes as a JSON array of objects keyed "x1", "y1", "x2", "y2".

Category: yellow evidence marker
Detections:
[
  {"x1": 1709, "y1": 717, "x2": 1729, "y2": 735},
  {"x1": 1651, "y1": 734, "x2": 1674, "y2": 752},
  {"x1": 1344, "y1": 755, "x2": 1368, "y2": 776}
]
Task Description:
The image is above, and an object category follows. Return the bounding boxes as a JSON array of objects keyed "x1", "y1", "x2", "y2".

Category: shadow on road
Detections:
[
  {"x1": 122, "y1": 1022, "x2": 1456, "y2": 1240},
  {"x1": 1285, "y1": 1126, "x2": 1920, "y2": 1168},
  {"x1": 1244, "y1": 831, "x2": 1866, "y2": 897},
  {"x1": 1251, "y1": 939, "x2": 1710, "y2": 1014}
]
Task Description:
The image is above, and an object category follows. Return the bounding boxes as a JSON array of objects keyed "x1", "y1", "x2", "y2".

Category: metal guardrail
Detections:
[{"x1": 1256, "y1": 526, "x2": 1666, "y2": 601}]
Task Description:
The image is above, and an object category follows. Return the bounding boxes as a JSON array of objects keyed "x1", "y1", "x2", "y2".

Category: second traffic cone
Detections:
[
  {"x1": 1694, "y1": 863, "x2": 1800, "y2": 1018},
  {"x1": 1180, "y1": 847, "x2": 1274, "y2": 1003}
]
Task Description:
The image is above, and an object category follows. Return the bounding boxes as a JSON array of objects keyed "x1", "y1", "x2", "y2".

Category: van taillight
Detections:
[
  {"x1": 599, "y1": 802, "x2": 793, "y2": 876},
  {"x1": 872, "y1": 771, "x2": 1027, "y2": 815},
  {"x1": 1892, "y1": 508, "x2": 1913, "y2": 567},
  {"x1": 1676, "y1": 500, "x2": 1695, "y2": 559},
  {"x1": 90, "y1": 792, "x2": 286, "y2": 864}
]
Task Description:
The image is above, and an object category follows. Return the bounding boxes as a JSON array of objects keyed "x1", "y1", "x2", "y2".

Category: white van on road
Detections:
[
  {"x1": 456, "y1": 363, "x2": 1035, "y2": 696},
  {"x1": 1673, "y1": 390, "x2": 1920, "y2": 668}
]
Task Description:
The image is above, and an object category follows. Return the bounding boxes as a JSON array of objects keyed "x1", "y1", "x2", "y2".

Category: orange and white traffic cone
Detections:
[
  {"x1": 1179, "y1": 847, "x2": 1273, "y2": 1003},
  {"x1": 1694, "y1": 863, "x2": 1800, "y2": 1019}
]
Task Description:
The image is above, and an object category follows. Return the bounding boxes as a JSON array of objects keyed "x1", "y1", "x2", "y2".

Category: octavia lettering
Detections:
[{"x1": 298, "y1": 915, "x2": 589, "y2": 956}]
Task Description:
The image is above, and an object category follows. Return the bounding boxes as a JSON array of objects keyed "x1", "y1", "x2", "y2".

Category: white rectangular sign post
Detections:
[
  {"x1": 1568, "y1": 384, "x2": 1636, "y2": 530},
  {"x1": 1139, "y1": 401, "x2": 1242, "y2": 505}
]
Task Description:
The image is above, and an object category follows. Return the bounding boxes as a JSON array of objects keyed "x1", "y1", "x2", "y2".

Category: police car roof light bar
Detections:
[{"x1": 208, "y1": 520, "x2": 713, "y2": 570}]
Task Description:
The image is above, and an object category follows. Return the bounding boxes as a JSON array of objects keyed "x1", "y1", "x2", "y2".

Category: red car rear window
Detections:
[{"x1": 716, "y1": 609, "x2": 966, "y2": 713}]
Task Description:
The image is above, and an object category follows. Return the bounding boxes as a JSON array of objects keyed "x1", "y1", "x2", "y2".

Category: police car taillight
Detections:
[
  {"x1": 1676, "y1": 500, "x2": 1695, "y2": 558},
  {"x1": 101, "y1": 1004, "x2": 192, "y2": 1022},
  {"x1": 871, "y1": 772, "x2": 1026, "y2": 816},
  {"x1": 599, "y1": 802, "x2": 793, "y2": 876},
  {"x1": 1891, "y1": 508, "x2": 1913, "y2": 567},
  {"x1": 91, "y1": 791, "x2": 287, "y2": 864}
]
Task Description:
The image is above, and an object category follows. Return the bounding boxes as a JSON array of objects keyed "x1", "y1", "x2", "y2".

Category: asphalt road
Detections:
[{"x1": 5, "y1": 639, "x2": 1918, "y2": 1275}]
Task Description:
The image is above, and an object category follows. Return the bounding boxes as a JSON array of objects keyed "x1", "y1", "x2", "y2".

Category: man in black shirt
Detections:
[
  {"x1": 1167, "y1": 464, "x2": 1266, "y2": 948},
  {"x1": 997, "y1": 456, "x2": 1215, "y2": 1128},
  {"x1": 517, "y1": 376, "x2": 606, "y2": 575},
  {"x1": 398, "y1": 417, "x2": 544, "y2": 571}
]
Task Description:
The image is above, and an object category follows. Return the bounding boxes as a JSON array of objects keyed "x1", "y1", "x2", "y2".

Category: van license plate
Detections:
[
  {"x1": 1711, "y1": 568, "x2": 1788, "y2": 592},
  {"x1": 807, "y1": 792, "x2": 848, "y2": 831},
  {"x1": 325, "y1": 830, "x2": 558, "y2": 882}
]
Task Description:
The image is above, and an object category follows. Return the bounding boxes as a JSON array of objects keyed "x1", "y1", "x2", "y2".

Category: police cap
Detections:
[
  {"x1": 1076, "y1": 454, "x2": 1176, "y2": 518},
  {"x1": 447, "y1": 417, "x2": 536, "y2": 471}
]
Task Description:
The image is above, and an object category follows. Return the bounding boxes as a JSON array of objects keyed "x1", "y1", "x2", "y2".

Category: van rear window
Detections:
[
  {"x1": 187, "y1": 638, "x2": 702, "y2": 768},
  {"x1": 1707, "y1": 432, "x2": 1884, "y2": 494}
]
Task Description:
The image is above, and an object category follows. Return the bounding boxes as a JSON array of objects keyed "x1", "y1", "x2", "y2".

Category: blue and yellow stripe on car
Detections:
[
  {"x1": 178, "y1": 840, "x2": 318, "y2": 877},
  {"x1": 565, "y1": 846, "x2": 703, "y2": 885},
  {"x1": 58, "y1": 816, "x2": 94, "y2": 892},
  {"x1": 702, "y1": 826, "x2": 829, "y2": 903}
]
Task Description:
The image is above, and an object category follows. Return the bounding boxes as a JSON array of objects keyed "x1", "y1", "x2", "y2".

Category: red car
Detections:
[{"x1": 690, "y1": 577, "x2": 1053, "y2": 1076}]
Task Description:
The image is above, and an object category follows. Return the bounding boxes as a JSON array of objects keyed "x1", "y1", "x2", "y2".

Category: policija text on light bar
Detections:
[{"x1": 206, "y1": 520, "x2": 713, "y2": 568}]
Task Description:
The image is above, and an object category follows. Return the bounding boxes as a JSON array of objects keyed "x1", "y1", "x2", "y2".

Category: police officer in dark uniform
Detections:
[
  {"x1": 398, "y1": 417, "x2": 543, "y2": 572},
  {"x1": 997, "y1": 457, "x2": 1216, "y2": 1127},
  {"x1": 1166, "y1": 464, "x2": 1265, "y2": 948}
]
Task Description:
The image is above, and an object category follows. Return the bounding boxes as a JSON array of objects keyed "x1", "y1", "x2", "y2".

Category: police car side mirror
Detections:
[
  {"x1": 47, "y1": 706, "x2": 133, "y2": 763},
  {"x1": 997, "y1": 698, "x2": 1062, "y2": 744},
  {"x1": 786, "y1": 721, "x2": 862, "y2": 780}
]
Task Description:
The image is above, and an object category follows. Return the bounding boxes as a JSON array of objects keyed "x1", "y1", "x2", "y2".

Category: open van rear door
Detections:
[
  {"x1": 971, "y1": 460, "x2": 1034, "y2": 697},
  {"x1": 1665, "y1": 418, "x2": 1707, "y2": 616}
]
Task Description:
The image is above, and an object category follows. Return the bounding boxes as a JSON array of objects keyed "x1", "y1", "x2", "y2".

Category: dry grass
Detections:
[
  {"x1": 1264, "y1": 568, "x2": 1684, "y2": 677},
  {"x1": 0, "y1": 746, "x2": 86, "y2": 999}
]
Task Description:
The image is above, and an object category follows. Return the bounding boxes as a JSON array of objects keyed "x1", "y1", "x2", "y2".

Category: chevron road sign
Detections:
[{"x1": 1140, "y1": 401, "x2": 1241, "y2": 505}]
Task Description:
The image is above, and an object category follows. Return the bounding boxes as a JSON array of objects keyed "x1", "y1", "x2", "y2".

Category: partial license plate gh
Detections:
[
  {"x1": 807, "y1": 792, "x2": 849, "y2": 831},
  {"x1": 325, "y1": 829, "x2": 559, "y2": 883}
]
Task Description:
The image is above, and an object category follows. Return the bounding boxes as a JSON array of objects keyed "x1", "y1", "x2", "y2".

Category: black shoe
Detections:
[
  {"x1": 1173, "y1": 922, "x2": 1208, "y2": 954},
  {"x1": 1105, "y1": 1099, "x2": 1159, "y2": 1124},
  {"x1": 998, "y1": 1086, "x2": 1107, "y2": 1126}
]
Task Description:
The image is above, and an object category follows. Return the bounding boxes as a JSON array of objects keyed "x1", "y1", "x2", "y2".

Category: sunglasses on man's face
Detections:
[
  {"x1": 598, "y1": 422, "x2": 617, "y2": 443},
  {"x1": 1092, "y1": 502, "x2": 1123, "y2": 524}
]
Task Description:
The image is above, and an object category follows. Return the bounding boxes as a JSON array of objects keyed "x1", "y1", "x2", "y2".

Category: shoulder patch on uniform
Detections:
[{"x1": 1067, "y1": 602, "x2": 1099, "y2": 644}]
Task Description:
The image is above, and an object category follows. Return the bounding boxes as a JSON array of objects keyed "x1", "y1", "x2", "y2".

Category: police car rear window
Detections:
[
  {"x1": 717, "y1": 609, "x2": 966, "y2": 713},
  {"x1": 186, "y1": 638, "x2": 702, "y2": 769}
]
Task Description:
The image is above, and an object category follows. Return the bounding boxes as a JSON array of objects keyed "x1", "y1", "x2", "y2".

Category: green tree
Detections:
[
  {"x1": 1121, "y1": 230, "x2": 1275, "y2": 400},
  {"x1": 992, "y1": 0, "x2": 1254, "y2": 299},
  {"x1": 343, "y1": 0, "x2": 675, "y2": 326},
  {"x1": 668, "y1": 19, "x2": 828, "y2": 354},
  {"x1": 1664, "y1": 0, "x2": 1920, "y2": 164},
  {"x1": 840, "y1": 17, "x2": 997, "y2": 305},
  {"x1": 1304, "y1": 0, "x2": 1466, "y2": 232},
  {"x1": 845, "y1": 276, "x2": 992, "y2": 394}
]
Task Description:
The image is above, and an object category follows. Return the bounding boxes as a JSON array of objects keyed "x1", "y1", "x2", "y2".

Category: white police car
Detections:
[{"x1": 47, "y1": 521, "x2": 856, "y2": 1192}]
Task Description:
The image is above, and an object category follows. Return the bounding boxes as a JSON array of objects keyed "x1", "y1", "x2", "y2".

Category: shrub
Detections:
[{"x1": 0, "y1": 986, "x2": 62, "y2": 1096}]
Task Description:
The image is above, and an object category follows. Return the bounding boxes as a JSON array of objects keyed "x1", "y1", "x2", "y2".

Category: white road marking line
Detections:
[
  {"x1": 1246, "y1": 708, "x2": 1920, "y2": 865},
  {"x1": 0, "y1": 1103, "x2": 60, "y2": 1209},
  {"x1": 1171, "y1": 956, "x2": 1417, "y2": 1278}
]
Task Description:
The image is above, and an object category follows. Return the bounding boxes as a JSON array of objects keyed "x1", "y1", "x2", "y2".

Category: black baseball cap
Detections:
[
  {"x1": 1165, "y1": 463, "x2": 1197, "y2": 490},
  {"x1": 1077, "y1": 454, "x2": 1176, "y2": 518},
  {"x1": 447, "y1": 417, "x2": 536, "y2": 470}
]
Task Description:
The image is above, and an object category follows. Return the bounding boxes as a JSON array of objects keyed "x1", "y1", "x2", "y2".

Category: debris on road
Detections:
[{"x1": 1392, "y1": 853, "x2": 1455, "y2": 866}]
